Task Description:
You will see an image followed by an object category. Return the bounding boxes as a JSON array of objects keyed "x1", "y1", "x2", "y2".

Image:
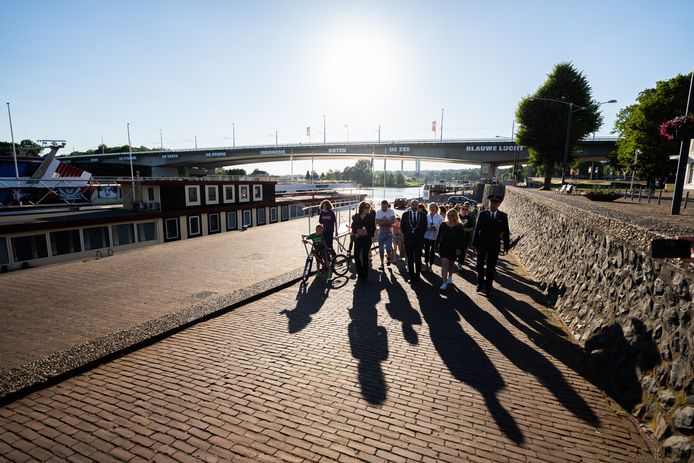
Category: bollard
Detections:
[
  {"x1": 685, "y1": 191, "x2": 690, "y2": 209},
  {"x1": 638, "y1": 187, "x2": 642, "y2": 202},
  {"x1": 658, "y1": 188, "x2": 663, "y2": 205},
  {"x1": 648, "y1": 191, "x2": 652, "y2": 204}
]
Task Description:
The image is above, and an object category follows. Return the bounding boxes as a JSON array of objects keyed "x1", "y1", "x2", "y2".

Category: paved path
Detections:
[
  {"x1": 0, "y1": 254, "x2": 655, "y2": 462},
  {"x1": 0, "y1": 217, "x2": 318, "y2": 372}
]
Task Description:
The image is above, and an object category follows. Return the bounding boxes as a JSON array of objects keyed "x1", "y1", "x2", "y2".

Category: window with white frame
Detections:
[
  {"x1": 239, "y1": 185, "x2": 250, "y2": 202},
  {"x1": 223, "y1": 184, "x2": 235, "y2": 203},
  {"x1": 11, "y1": 234, "x2": 48, "y2": 262},
  {"x1": 50, "y1": 230, "x2": 81, "y2": 256},
  {"x1": 253, "y1": 184, "x2": 263, "y2": 201},
  {"x1": 137, "y1": 222, "x2": 157, "y2": 242},
  {"x1": 112, "y1": 224, "x2": 136, "y2": 246},
  {"x1": 147, "y1": 187, "x2": 155, "y2": 202},
  {"x1": 270, "y1": 207, "x2": 277, "y2": 223},
  {"x1": 242, "y1": 210, "x2": 252, "y2": 227},
  {"x1": 83, "y1": 226, "x2": 110, "y2": 251},
  {"x1": 226, "y1": 211, "x2": 237, "y2": 230},
  {"x1": 208, "y1": 213, "x2": 221, "y2": 234},
  {"x1": 165, "y1": 218, "x2": 180, "y2": 240},
  {"x1": 185, "y1": 185, "x2": 201, "y2": 206},
  {"x1": 256, "y1": 208, "x2": 266, "y2": 225},
  {"x1": 205, "y1": 185, "x2": 219, "y2": 204},
  {"x1": 188, "y1": 215, "x2": 202, "y2": 237}
]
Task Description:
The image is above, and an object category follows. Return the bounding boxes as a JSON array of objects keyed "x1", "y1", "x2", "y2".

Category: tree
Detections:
[
  {"x1": 224, "y1": 168, "x2": 247, "y2": 176},
  {"x1": 342, "y1": 159, "x2": 373, "y2": 186},
  {"x1": 250, "y1": 168, "x2": 269, "y2": 177},
  {"x1": 305, "y1": 170, "x2": 311, "y2": 181},
  {"x1": 515, "y1": 62, "x2": 603, "y2": 189},
  {"x1": 612, "y1": 74, "x2": 690, "y2": 183},
  {"x1": 0, "y1": 140, "x2": 43, "y2": 157}
]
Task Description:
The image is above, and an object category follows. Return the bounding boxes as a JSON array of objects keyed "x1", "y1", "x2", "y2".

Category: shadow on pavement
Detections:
[
  {"x1": 456, "y1": 287, "x2": 601, "y2": 427},
  {"x1": 348, "y1": 281, "x2": 388, "y2": 405},
  {"x1": 279, "y1": 278, "x2": 330, "y2": 333},
  {"x1": 381, "y1": 269, "x2": 422, "y2": 345},
  {"x1": 411, "y1": 280, "x2": 525, "y2": 444}
]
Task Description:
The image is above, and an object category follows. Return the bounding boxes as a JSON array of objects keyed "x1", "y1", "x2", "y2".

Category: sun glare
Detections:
[{"x1": 317, "y1": 24, "x2": 400, "y2": 107}]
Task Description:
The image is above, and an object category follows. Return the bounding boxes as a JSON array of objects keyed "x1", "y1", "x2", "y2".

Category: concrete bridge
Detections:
[{"x1": 62, "y1": 137, "x2": 616, "y2": 177}]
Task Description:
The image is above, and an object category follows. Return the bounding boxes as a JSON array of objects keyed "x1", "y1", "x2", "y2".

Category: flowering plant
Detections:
[{"x1": 659, "y1": 113, "x2": 694, "y2": 140}]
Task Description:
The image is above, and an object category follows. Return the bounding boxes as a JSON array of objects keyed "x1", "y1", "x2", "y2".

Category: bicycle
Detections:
[{"x1": 301, "y1": 237, "x2": 349, "y2": 283}]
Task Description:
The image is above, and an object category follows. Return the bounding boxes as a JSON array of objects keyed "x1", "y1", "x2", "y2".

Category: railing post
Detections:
[
  {"x1": 685, "y1": 191, "x2": 690, "y2": 209},
  {"x1": 638, "y1": 187, "x2": 642, "y2": 202},
  {"x1": 658, "y1": 188, "x2": 663, "y2": 205}
]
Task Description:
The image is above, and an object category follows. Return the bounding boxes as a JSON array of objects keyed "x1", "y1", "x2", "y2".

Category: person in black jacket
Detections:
[
  {"x1": 400, "y1": 200, "x2": 427, "y2": 284},
  {"x1": 472, "y1": 194, "x2": 510, "y2": 295},
  {"x1": 351, "y1": 201, "x2": 376, "y2": 282}
]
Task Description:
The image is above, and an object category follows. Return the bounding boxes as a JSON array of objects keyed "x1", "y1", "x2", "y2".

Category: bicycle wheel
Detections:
[
  {"x1": 302, "y1": 256, "x2": 313, "y2": 283},
  {"x1": 331, "y1": 253, "x2": 349, "y2": 276}
]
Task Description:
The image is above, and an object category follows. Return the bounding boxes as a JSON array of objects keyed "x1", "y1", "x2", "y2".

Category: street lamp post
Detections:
[
  {"x1": 232, "y1": 123, "x2": 236, "y2": 147},
  {"x1": 5, "y1": 103, "x2": 19, "y2": 185},
  {"x1": 530, "y1": 97, "x2": 616, "y2": 184}
]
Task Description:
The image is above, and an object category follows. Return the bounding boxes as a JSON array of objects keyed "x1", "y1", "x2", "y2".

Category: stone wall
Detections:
[{"x1": 503, "y1": 188, "x2": 693, "y2": 463}]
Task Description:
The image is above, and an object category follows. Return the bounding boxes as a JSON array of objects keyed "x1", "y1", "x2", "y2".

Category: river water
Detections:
[{"x1": 355, "y1": 186, "x2": 424, "y2": 204}]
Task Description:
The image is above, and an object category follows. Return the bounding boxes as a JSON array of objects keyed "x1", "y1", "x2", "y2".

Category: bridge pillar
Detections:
[{"x1": 480, "y1": 162, "x2": 498, "y2": 181}]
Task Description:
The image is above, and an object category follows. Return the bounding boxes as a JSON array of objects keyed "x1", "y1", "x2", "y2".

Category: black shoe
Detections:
[
  {"x1": 484, "y1": 287, "x2": 492, "y2": 296},
  {"x1": 476, "y1": 285, "x2": 484, "y2": 293}
]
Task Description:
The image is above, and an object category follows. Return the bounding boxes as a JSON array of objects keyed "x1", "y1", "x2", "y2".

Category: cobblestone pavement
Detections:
[
  {"x1": 0, "y1": 217, "x2": 320, "y2": 372},
  {"x1": 0, "y1": 254, "x2": 655, "y2": 462}
]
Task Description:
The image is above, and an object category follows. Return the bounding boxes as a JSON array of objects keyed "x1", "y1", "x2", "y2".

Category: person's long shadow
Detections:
[
  {"x1": 382, "y1": 269, "x2": 421, "y2": 345},
  {"x1": 411, "y1": 282, "x2": 524, "y2": 444},
  {"x1": 280, "y1": 279, "x2": 330, "y2": 333},
  {"x1": 348, "y1": 282, "x2": 388, "y2": 405},
  {"x1": 455, "y1": 288, "x2": 600, "y2": 427}
]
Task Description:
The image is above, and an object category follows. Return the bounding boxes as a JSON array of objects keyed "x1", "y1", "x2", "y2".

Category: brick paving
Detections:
[
  {"x1": 0, "y1": 253, "x2": 655, "y2": 462},
  {"x1": 0, "y1": 216, "x2": 331, "y2": 372}
]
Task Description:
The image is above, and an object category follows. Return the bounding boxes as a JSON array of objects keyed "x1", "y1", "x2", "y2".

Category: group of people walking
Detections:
[{"x1": 340, "y1": 194, "x2": 510, "y2": 295}]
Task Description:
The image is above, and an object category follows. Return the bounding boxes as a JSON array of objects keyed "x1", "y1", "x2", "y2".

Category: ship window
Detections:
[
  {"x1": 83, "y1": 226, "x2": 110, "y2": 250},
  {"x1": 206, "y1": 185, "x2": 219, "y2": 204},
  {"x1": 147, "y1": 187, "x2": 155, "y2": 202},
  {"x1": 0, "y1": 237, "x2": 8, "y2": 265},
  {"x1": 185, "y1": 185, "x2": 200, "y2": 206},
  {"x1": 223, "y1": 185, "x2": 235, "y2": 203},
  {"x1": 50, "y1": 229, "x2": 82, "y2": 256},
  {"x1": 188, "y1": 215, "x2": 201, "y2": 237},
  {"x1": 165, "y1": 218, "x2": 179, "y2": 240},
  {"x1": 281, "y1": 205, "x2": 289, "y2": 221},
  {"x1": 226, "y1": 211, "x2": 237, "y2": 230},
  {"x1": 239, "y1": 185, "x2": 250, "y2": 202},
  {"x1": 137, "y1": 222, "x2": 157, "y2": 242},
  {"x1": 208, "y1": 213, "x2": 220, "y2": 234},
  {"x1": 12, "y1": 234, "x2": 48, "y2": 261},
  {"x1": 270, "y1": 207, "x2": 277, "y2": 223},
  {"x1": 256, "y1": 208, "x2": 266, "y2": 225},
  {"x1": 253, "y1": 185, "x2": 263, "y2": 201},
  {"x1": 242, "y1": 210, "x2": 252, "y2": 227},
  {"x1": 112, "y1": 224, "x2": 136, "y2": 246}
]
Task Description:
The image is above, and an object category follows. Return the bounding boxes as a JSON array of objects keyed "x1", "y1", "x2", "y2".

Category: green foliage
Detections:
[
  {"x1": 342, "y1": 159, "x2": 373, "y2": 185},
  {"x1": 68, "y1": 144, "x2": 159, "y2": 155},
  {"x1": 516, "y1": 62, "x2": 603, "y2": 189},
  {"x1": 612, "y1": 73, "x2": 690, "y2": 181},
  {"x1": 224, "y1": 168, "x2": 247, "y2": 176},
  {"x1": 250, "y1": 168, "x2": 269, "y2": 176},
  {"x1": 0, "y1": 140, "x2": 43, "y2": 157}
]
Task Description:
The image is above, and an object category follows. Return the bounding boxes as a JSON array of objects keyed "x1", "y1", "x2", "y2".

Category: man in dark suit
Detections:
[
  {"x1": 472, "y1": 194, "x2": 510, "y2": 295},
  {"x1": 400, "y1": 200, "x2": 427, "y2": 283}
]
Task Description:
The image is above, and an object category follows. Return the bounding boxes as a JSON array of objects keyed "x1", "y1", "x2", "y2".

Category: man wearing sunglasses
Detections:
[{"x1": 472, "y1": 194, "x2": 510, "y2": 296}]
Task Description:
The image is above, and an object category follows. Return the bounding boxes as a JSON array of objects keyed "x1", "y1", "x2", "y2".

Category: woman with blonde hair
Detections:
[{"x1": 436, "y1": 209, "x2": 466, "y2": 290}]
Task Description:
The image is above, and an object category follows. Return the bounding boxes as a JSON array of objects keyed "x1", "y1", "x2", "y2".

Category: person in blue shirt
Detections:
[{"x1": 318, "y1": 200, "x2": 337, "y2": 251}]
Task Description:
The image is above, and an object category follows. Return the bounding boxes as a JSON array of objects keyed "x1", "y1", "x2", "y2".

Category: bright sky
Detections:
[{"x1": 2, "y1": 0, "x2": 693, "y2": 174}]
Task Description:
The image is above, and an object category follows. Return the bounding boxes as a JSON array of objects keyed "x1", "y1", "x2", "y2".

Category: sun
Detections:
[{"x1": 317, "y1": 24, "x2": 399, "y2": 107}]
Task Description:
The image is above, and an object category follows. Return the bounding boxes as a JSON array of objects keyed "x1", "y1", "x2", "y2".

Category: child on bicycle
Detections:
[{"x1": 303, "y1": 224, "x2": 332, "y2": 279}]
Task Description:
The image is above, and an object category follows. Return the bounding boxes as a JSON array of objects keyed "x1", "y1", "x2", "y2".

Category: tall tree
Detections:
[
  {"x1": 515, "y1": 62, "x2": 603, "y2": 189},
  {"x1": 0, "y1": 140, "x2": 43, "y2": 157},
  {"x1": 612, "y1": 74, "x2": 690, "y2": 183}
]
